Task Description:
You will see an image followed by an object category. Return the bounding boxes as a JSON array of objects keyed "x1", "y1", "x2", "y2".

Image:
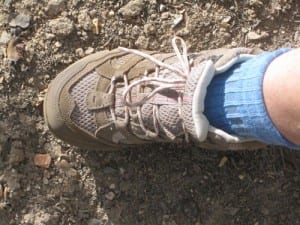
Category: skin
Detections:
[{"x1": 263, "y1": 48, "x2": 300, "y2": 145}]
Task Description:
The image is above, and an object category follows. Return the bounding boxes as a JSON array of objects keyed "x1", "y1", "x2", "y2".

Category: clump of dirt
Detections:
[{"x1": 0, "y1": 0, "x2": 300, "y2": 224}]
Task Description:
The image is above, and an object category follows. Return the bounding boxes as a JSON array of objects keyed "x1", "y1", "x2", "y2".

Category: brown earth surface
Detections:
[{"x1": 1, "y1": 0, "x2": 300, "y2": 224}]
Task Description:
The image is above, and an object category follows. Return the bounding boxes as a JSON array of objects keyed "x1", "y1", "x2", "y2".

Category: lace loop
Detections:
[{"x1": 172, "y1": 36, "x2": 190, "y2": 75}]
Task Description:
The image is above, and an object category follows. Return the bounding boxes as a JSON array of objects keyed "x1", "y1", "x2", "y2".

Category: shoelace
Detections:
[{"x1": 110, "y1": 37, "x2": 193, "y2": 141}]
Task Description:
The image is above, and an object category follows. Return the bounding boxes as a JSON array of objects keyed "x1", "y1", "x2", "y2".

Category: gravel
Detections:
[
  {"x1": 46, "y1": 0, "x2": 66, "y2": 17},
  {"x1": 0, "y1": 0, "x2": 300, "y2": 224},
  {"x1": 48, "y1": 17, "x2": 75, "y2": 37},
  {"x1": 9, "y1": 14, "x2": 31, "y2": 29},
  {"x1": 119, "y1": 0, "x2": 145, "y2": 19}
]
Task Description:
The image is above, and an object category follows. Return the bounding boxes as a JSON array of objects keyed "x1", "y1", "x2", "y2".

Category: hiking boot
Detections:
[{"x1": 44, "y1": 37, "x2": 266, "y2": 150}]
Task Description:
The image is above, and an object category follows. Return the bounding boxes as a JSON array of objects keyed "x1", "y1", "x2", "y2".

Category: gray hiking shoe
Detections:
[{"x1": 44, "y1": 37, "x2": 266, "y2": 150}]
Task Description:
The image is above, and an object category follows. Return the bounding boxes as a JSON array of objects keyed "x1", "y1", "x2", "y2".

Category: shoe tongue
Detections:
[
  {"x1": 113, "y1": 55, "x2": 212, "y2": 140},
  {"x1": 182, "y1": 60, "x2": 216, "y2": 142},
  {"x1": 114, "y1": 80, "x2": 184, "y2": 138}
]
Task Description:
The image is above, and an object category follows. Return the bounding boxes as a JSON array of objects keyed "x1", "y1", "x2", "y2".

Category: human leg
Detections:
[
  {"x1": 204, "y1": 48, "x2": 300, "y2": 149},
  {"x1": 263, "y1": 49, "x2": 300, "y2": 146}
]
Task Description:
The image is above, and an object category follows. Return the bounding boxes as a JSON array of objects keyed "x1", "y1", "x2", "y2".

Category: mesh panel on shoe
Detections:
[
  {"x1": 141, "y1": 104, "x2": 155, "y2": 129},
  {"x1": 112, "y1": 65, "x2": 185, "y2": 138},
  {"x1": 70, "y1": 71, "x2": 100, "y2": 134},
  {"x1": 159, "y1": 105, "x2": 182, "y2": 134}
]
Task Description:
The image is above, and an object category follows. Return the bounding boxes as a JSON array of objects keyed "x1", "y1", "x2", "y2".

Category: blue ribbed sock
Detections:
[{"x1": 204, "y1": 48, "x2": 300, "y2": 149}]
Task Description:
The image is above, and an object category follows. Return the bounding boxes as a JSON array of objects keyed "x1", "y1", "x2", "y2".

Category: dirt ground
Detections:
[{"x1": 1, "y1": 0, "x2": 300, "y2": 224}]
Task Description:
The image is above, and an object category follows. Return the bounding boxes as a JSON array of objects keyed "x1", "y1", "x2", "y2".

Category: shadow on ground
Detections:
[{"x1": 81, "y1": 144, "x2": 300, "y2": 225}]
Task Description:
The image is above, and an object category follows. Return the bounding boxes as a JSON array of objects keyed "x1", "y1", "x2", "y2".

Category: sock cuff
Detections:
[{"x1": 205, "y1": 48, "x2": 300, "y2": 149}]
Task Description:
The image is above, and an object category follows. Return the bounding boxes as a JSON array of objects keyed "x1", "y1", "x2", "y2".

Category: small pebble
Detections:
[
  {"x1": 4, "y1": 0, "x2": 13, "y2": 7},
  {"x1": 238, "y1": 174, "x2": 245, "y2": 180},
  {"x1": 135, "y1": 35, "x2": 149, "y2": 49},
  {"x1": 161, "y1": 12, "x2": 170, "y2": 20},
  {"x1": 294, "y1": 31, "x2": 300, "y2": 42},
  {"x1": 231, "y1": 41, "x2": 238, "y2": 47},
  {"x1": 247, "y1": 31, "x2": 269, "y2": 40},
  {"x1": 119, "y1": 0, "x2": 144, "y2": 19},
  {"x1": 105, "y1": 191, "x2": 115, "y2": 201},
  {"x1": 108, "y1": 11, "x2": 115, "y2": 17},
  {"x1": 221, "y1": 15, "x2": 231, "y2": 25},
  {"x1": 0, "y1": 13, "x2": 9, "y2": 27},
  {"x1": 241, "y1": 27, "x2": 248, "y2": 33},
  {"x1": 46, "y1": 0, "x2": 66, "y2": 17},
  {"x1": 34, "y1": 154, "x2": 51, "y2": 169},
  {"x1": 56, "y1": 159, "x2": 70, "y2": 170},
  {"x1": 43, "y1": 177, "x2": 49, "y2": 185},
  {"x1": 218, "y1": 156, "x2": 228, "y2": 167},
  {"x1": 66, "y1": 168, "x2": 78, "y2": 178},
  {"x1": 0, "y1": 31, "x2": 11, "y2": 44},
  {"x1": 159, "y1": 4, "x2": 166, "y2": 12},
  {"x1": 9, "y1": 14, "x2": 31, "y2": 29},
  {"x1": 109, "y1": 183, "x2": 116, "y2": 190},
  {"x1": 45, "y1": 33, "x2": 55, "y2": 40},
  {"x1": 85, "y1": 47, "x2": 94, "y2": 55},
  {"x1": 172, "y1": 14, "x2": 184, "y2": 28},
  {"x1": 77, "y1": 10, "x2": 93, "y2": 31},
  {"x1": 54, "y1": 41, "x2": 62, "y2": 48},
  {"x1": 75, "y1": 48, "x2": 85, "y2": 57},
  {"x1": 144, "y1": 23, "x2": 156, "y2": 35},
  {"x1": 48, "y1": 17, "x2": 74, "y2": 37}
]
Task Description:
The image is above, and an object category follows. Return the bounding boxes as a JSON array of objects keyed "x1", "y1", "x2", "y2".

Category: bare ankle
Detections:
[{"x1": 263, "y1": 48, "x2": 300, "y2": 145}]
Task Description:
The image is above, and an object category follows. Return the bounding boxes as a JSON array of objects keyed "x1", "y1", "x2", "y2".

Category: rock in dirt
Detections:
[
  {"x1": 72, "y1": 0, "x2": 81, "y2": 7},
  {"x1": 4, "y1": 0, "x2": 13, "y2": 7},
  {"x1": 218, "y1": 156, "x2": 228, "y2": 167},
  {"x1": 9, "y1": 14, "x2": 31, "y2": 29},
  {"x1": 34, "y1": 212, "x2": 52, "y2": 224},
  {"x1": 294, "y1": 31, "x2": 300, "y2": 42},
  {"x1": 77, "y1": 10, "x2": 93, "y2": 31},
  {"x1": 105, "y1": 191, "x2": 115, "y2": 201},
  {"x1": 135, "y1": 35, "x2": 149, "y2": 49},
  {"x1": 0, "y1": 31, "x2": 11, "y2": 44},
  {"x1": 75, "y1": 48, "x2": 85, "y2": 57},
  {"x1": 109, "y1": 183, "x2": 116, "y2": 190},
  {"x1": 23, "y1": 211, "x2": 58, "y2": 225},
  {"x1": 144, "y1": 23, "x2": 156, "y2": 35},
  {"x1": 34, "y1": 154, "x2": 51, "y2": 169},
  {"x1": 55, "y1": 159, "x2": 70, "y2": 170},
  {"x1": 0, "y1": 13, "x2": 9, "y2": 27},
  {"x1": 172, "y1": 13, "x2": 184, "y2": 28},
  {"x1": 247, "y1": 31, "x2": 269, "y2": 41},
  {"x1": 46, "y1": 0, "x2": 66, "y2": 17},
  {"x1": 48, "y1": 17, "x2": 74, "y2": 37},
  {"x1": 119, "y1": 0, "x2": 144, "y2": 19},
  {"x1": 22, "y1": 213, "x2": 35, "y2": 224},
  {"x1": 85, "y1": 47, "x2": 94, "y2": 55}
]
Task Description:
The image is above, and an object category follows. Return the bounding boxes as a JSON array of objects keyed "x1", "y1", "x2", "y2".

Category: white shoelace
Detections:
[{"x1": 109, "y1": 37, "x2": 193, "y2": 140}]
